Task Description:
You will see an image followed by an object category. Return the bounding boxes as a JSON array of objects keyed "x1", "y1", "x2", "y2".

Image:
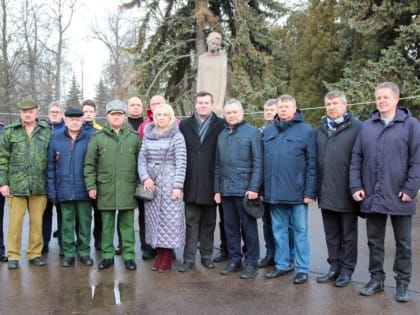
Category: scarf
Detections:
[{"x1": 195, "y1": 112, "x2": 213, "y2": 143}]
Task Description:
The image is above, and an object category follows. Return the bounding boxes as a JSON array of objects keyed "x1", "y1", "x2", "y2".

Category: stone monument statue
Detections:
[{"x1": 197, "y1": 31, "x2": 227, "y2": 117}]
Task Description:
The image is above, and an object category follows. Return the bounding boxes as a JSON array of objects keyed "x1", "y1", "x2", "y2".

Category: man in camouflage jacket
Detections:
[{"x1": 0, "y1": 100, "x2": 52, "y2": 269}]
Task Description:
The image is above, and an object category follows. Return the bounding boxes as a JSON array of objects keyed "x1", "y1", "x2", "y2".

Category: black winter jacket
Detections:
[
  {"x1": 316, "y1": 112, "x2": 361, "y2": 212},
  {"x1": 180, "y1": 113, "x2": 224, "y2": 206}
]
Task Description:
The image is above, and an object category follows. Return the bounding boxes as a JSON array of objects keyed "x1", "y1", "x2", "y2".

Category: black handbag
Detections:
[
  {"x1": 135, "y1": 139, "x2": 172, "y2": 201},
  {"x1": 135, "y1": 183, "x2": 155, "y2": 201}
]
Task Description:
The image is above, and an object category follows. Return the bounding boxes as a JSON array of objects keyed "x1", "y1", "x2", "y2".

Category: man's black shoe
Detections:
[
  {"x1": 30, "y1": 256, "x2": 46, "y2": 266},
  {"x1": 201, "y1": 258, "x2": 215, "y2": 269},
  {"x1": 335, "y1": 274, "x2": 351, "y2": 287},
  {"x1": 213, "y1": 251, "x2": 228, "y2": 263},
  {"x1": 240, "y1": 265, "x2": 258, "y2": 279},
  {"x1": 220, "y1": 263, "x2": 242, "y2": 275},
  {"x1": 257, "y1": 256, "x2": 275, "y2": 268},
  {"x1": 98, "y1": 258, "x2": 114, "y2": 270},
  {"x1": 79, "y1": 256, "x2": 94, "y2": 266},
  {"x1": 115, "y1": 246, "x2": 122, "y2": 255},
  {"x1": 59, "y1": 248, "x2": 64, "y2": 257},
  {"x1": 142, "y1": 246, "x2": 156, "y2": 260},
  {"x1": 293, "y1": 272, "x2": 308, "y2": 284},
  {"x1": 124, "y1": 259, "x2": 137, "y2": 270},
  {"x1": 317, "y1": 270, "x2": 338, "y2": 283},
  {"x1": 8, "y1": 260, "x2": 19, "y2": 269},
  {"x1": 265, "y1": 267, "x2": 291, "y2": 279},
  {"x1": 62, "y1": 257, "x2": 75, "y2": 267},
  {"x1": 395, "y1": 283, "x2": 410, "y2": 302},
  {"x1": 53, "y1": 230, "x2": 58, "y2": 238},
  {"x1": 360, "y1": 280, "x2": 384, "y2": 296},
  {"x1": 179, "y1": 262, "x2": 194, "y2": 272},
  {"x1": 0, "y1": 254, "x2": 8, "y2": 262}
]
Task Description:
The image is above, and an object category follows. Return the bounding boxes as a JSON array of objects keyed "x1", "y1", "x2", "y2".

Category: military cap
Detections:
[
  {"x1": 64, "y1": 107, "x2": 84, "y2": 117},
  {"x1": 18, "y1": 99, "x2": 38, "y2": 110},
  {"x1": 106, "y1": 100, "x2": 126, "y2": 114}
]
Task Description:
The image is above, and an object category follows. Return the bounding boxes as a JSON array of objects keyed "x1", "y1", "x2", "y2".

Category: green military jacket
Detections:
[
  {"x1": 84, "y1": 123, "x2": 141, "y2": 210},
  {"x1": 0, "y1": 118, "x2": 52, "y2": 195}
]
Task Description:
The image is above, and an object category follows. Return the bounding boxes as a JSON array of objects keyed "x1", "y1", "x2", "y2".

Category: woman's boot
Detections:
[
  {"x1": 158, "y1": 248, "x2": 172, "y2": 272},
  {"x1": 152, "y1": 248, "x2": 162, "y2": 271}
]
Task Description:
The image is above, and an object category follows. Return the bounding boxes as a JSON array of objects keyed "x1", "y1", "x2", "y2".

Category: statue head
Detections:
[{"x1": 206, "y1": 32, "x2": 222, "y2": 54}]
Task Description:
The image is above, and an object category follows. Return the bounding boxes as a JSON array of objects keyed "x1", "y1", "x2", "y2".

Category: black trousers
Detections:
[
  {"x1": 92, "y1": 200, "x2": 102, "y2": 246},
  {"x1": 183, "y1": 203, "x2": 216, "y2": 264},
  {"x1": 222, "y1": 197, "x2": 259, "y2": 267},
  {"x1": 218, "y1": 203, "x2": 227, "y2": 252},
  {"x1": 366, "y1": 213, "x2": 412, "y2": 285},
  {"x1": 42, "y1": 201, "x2": 62, "y2": 248},
  {"x1": 0, "y1": 194, "x2": 5, "y2": 255},
  {"x1": 137, "y1": 198, "x2": 148, "y2": 249},
  {"x1": 321, "y1": 209, "x2": 358, "y2": 275}
]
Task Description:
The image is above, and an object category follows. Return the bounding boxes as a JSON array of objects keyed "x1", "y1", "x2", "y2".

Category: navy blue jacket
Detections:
[
  {"x1": 49, "y1": 119, "x2": 65, "y2": 134},
  {"x1": 47, "y1": 127, "x2": 94, "y2": 202},
  {"x1": 350, "y1": 107, "x2": 420, "y2": 215},
  {"x1": 263, "y1": 111, "x2": 317, "y2": 204},
  {"x1": 215, "y1": 121, "x2": 263, "y2": 197}
]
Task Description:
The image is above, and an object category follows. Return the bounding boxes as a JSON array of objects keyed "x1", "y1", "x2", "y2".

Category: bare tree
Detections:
[
  {"x1": 92, "y1": 10, "x2": 136, "y2": 100},
  {"x1": 0, "y1": 0, "x2": 25, "y2": 114},
  {"x1": 47, "y1": 0, "x2": 77, "y2": 100}
]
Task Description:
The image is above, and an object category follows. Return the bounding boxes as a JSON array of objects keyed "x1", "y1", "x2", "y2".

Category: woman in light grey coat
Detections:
[{"x1": 138, "y1": 103, "x2": 187, "y2": 272}]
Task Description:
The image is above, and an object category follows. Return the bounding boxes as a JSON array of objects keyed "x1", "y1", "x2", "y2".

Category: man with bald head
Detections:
[
  {"x1": 127, "y1": 97, "x2": 144, "y2": 131},
  {"x1": 139, "y1": 95, "x2": 166, "y2": 138},
  {"x1": 263, "y1": 95, "x2": 316, "y2": 285}
]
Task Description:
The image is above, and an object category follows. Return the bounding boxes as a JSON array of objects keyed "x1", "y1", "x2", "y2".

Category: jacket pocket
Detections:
[{"x1": 97, "y1": 173, "x2": 111, "y2": 184}]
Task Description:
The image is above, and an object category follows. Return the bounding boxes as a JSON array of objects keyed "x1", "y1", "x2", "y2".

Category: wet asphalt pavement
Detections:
[{"x1": 1, "y1": 195, "x2": 420, "y2": 314}]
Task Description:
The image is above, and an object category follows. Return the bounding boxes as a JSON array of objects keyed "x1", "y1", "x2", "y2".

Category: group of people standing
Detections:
[{"x1": 0, "y1": 81, "x2": 418, "y2": 304}]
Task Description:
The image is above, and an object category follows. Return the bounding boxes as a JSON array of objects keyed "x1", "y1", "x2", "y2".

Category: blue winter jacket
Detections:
[
  {"x1": 263, "y1": 111, "x2": 317, "y2": 204},
  {"x1": 215, "y1": 121, "x2": 263, "y2": 197},
  {"x1": 349, "y1": 107, "x2": 420, "y2": 215},
  {"x1": 49, "y1": 119, "x2": 65, "y2": 134},
  {"x1": 47, "y1": 127, "x2": 94, "y2": 202}
]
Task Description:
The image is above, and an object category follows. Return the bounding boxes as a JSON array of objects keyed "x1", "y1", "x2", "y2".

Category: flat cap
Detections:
[
  {"x1": 242, "y1": 195, "x2": 265, "y2": 219},
  {"x1": 64, "y1": 107, "x2": 84, "y2": 117},
  {"x1": 18, "y1": 99, "x2": 38, "y2": 110},
  {"x1": 106, "y1": 100, "x2": 126, "y2": 114}
]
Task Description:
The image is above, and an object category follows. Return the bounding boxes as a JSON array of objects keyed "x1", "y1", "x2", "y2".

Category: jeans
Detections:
[
  {"x1": 366, "y1": 213, "x2": 412, "y2": 285},
  {"x1": 270, "y1": 203, "x2": 310, "y2": 273},
  {"x1": 222, "y1": 197, "x2": 259, "y2": 267}
]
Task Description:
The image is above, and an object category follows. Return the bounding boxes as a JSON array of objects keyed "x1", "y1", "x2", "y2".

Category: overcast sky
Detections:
[{"x1": 66, "y1": 0, "x2": 123, "y2": 98}]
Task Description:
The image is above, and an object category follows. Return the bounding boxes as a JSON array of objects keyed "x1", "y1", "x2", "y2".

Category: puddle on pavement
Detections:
[{"x1": 90, "y1": 281, "x2": 135, "y2": 306}]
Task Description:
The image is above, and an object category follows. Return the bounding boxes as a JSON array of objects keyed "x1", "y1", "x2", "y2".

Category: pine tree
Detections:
[
  {"x1": 94, "y1": 77, "x2": 110, "y2": 118},
  {"x1": 328, "y1": 0, "x2": 420, "y2": 120},
  {"x1": 66, "y1": 75, "x2": 81, "y2": 108},
  {"x1": 123, "y1": 0, "x2": 287, "y2": 116}
]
